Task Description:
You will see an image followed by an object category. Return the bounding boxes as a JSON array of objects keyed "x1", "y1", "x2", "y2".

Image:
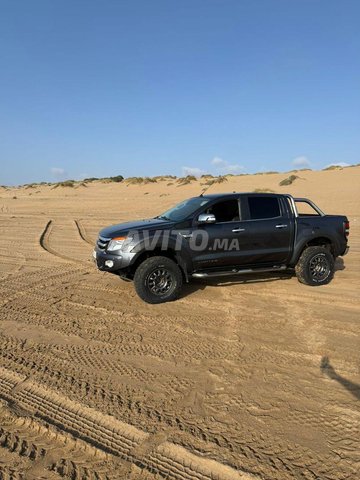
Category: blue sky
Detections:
[{"x1": 0, "y1": 0, "x2": 359, "y2": 185}]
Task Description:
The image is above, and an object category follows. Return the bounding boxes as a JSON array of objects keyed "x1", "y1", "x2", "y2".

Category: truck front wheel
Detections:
[
  {"x1": 134, "y1": 256, "x2": 183, "y2": 303},
  {"x1": 295, "y1": 246, "x2": 335, "y2": 286}
]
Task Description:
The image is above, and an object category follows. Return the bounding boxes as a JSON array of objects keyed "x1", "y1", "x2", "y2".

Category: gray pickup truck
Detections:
[{"x1": 93, "y1": 193, "x2": 349, "y2": 303}]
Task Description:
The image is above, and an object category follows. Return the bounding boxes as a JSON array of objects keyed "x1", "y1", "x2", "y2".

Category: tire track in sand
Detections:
[
  {"x1": 0, "y1": 402, "x2": 130, "y2": 480},
  {"x1": 39, "y1": 220, "x2": 91, "y2": 266},
  {"x1": 0, "y1": 366, "x2": 257, "y2": 480},
  {"x1": 74, "y1": 219, "x2": 95, "y2": 246}
]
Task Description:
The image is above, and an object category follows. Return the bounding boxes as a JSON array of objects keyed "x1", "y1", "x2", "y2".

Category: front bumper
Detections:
[{"x1": 93, "y1": 249, "x2": 125, "y2": 272}]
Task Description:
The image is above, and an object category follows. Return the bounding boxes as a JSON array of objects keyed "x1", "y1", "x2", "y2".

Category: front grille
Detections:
[{"x1": 97, "y1": 235, "x2": 111, "y2": 250}]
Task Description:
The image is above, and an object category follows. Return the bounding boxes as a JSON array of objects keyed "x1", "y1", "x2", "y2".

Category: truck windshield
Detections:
[{"x1": 157, "y1": 197, "x2": 211, "y2": 222}]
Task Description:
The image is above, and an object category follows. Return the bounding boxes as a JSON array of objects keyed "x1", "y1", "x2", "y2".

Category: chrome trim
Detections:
[
  {"x1": 97, "y1": 235, "x2": 111, "y2": 250},
  {"x1": 227, "y1": 214, "x2": 285, "y2": 223},
  {"x1": 197, "y1": 213, "x2": 216, "y2": 224},
  {"x1": 285, "y1": 194, "x2": 298, "y2": 217},
  {"x1": 283, "y1": 195, "x2": 298, "y2": 259},
  {"x1": 192, "y1": 265, "x2": 287, "y2": 278},
  {"x1": 99, "y1": 235, "x2": 111, "y2": 242},
  {"x1": 293, "y1": 197, "x2": 325, "y2": 216}
]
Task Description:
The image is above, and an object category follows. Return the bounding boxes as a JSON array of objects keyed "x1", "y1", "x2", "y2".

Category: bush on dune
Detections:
[
  {"x1": 100, "y1": 175, "x2": 124, "y2": 183},
  {"x1": 125, "y1": 176, "x2": 157, "y2": 185},
  {"x1": 109, "y1": 175, "x2": 124, "y2": 182},
  {"x1": 322, "y1": 165, "x2": 343, "y2": 171},
  {"x1": 253, "y1": 188, "x2": 275, "y2": 193},
  {"x1": 24, "y1": 182, "x2": 50, "y2": 188},
  {"x1": 202, "y1": 176, "x2": 228, "y2": 186},
  {"x1": 176, "y1": 175, "x2": 197, "y2": 186},
  {"x1": 289, "y1": 169, "x2": 312, "y2": 173},
  {"x1": 279, "y1": 175, "x2": 299, "y2": 186},
  {"x1": 125, "y1": 177, "x2": 144, "y2": 185},
  {"x1": 153, "y1": 175, "x2": 177, "y2": 181},
  {"x1": 83, "y1": 177, "x2": 99, "y2": 183},
  {"x1": 52, "y1": 180, "x2": 76, "y2": 188}
]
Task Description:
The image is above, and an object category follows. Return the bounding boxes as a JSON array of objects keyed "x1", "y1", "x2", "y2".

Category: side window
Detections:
[
  {"x1": 205, "y1": 199, "x2": 240, "y2": 223},
  {"x1": 248, "y1": 196, "x2": 281, "y2": 220}
]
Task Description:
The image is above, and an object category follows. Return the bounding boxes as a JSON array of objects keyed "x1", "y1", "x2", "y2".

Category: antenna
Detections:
[{"x1": 200, "y1": 181, "x2": 213, "y2": 196}]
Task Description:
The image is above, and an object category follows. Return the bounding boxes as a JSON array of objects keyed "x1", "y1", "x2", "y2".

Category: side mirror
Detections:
[{"x1": 197, "y1": 213, "x2": 216, "y2": 224}]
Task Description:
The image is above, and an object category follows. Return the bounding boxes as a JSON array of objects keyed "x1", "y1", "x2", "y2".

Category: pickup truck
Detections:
[{"x1": 93, "y1": 193, "x2": 349, "y2": 303}]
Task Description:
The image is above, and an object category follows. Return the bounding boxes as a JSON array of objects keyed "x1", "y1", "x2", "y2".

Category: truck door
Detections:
[
  {"x1": 241, "y1": 195, "x2": 293, "y2": 265},
  {"x1": 191, "y1": 197, "x2": 251, "y2": 269}
]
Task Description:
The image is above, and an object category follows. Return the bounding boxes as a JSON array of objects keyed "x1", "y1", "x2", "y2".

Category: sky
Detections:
[{"x1": 0, "y1": 0, "x2": 359, "y2": 185}]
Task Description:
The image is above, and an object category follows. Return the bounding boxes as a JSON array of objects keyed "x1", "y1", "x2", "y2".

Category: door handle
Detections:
[
  {"x1": 179, "y1": 233, "x2": 193, "y2": 239},
  {"x1": 232, "y1": 228, "x2": 245, "y2": 232},
  {"x1": 275, "y1": 224, "x2": 288, "y2": 229}
]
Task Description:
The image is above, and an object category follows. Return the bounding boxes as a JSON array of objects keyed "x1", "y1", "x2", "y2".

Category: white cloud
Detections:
[
  {"x1": 323, "y1": 162, "x2": 350, "y2": 168},
  {"x1": 224, "y1": 163, "x2": 245, "y2": 174},
  {"x1": 292, "y1": 156, "x2": 311, "y2": 169},
  {"x1": 50, "y1": 167, "x2": 66, "y2": 179},
  {"x1": 181, "y1": 166, "x2": 205, "y2": 177},
  {"x1": 211, "y1": 157, "x2": 244, "y2": 174},
  {"x1": 181, "y1": 157, "x2": 244, "y2": 178},
  {"x1": 211, "y1": 156, "x2": 227, "y2": 167}
]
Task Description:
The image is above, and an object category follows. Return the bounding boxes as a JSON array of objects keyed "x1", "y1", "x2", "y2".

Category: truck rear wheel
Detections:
[
  {"x1": 134, "y1": 256, "x2": 183, "y2": 304},
  {"x1": 295, "y1": 246, "x2": 335, "y2": 286}
]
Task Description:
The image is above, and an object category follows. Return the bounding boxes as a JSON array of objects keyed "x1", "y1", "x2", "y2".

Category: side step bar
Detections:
[{"x1": 192, "y1": 265, "x2": 287, "y2": 279}]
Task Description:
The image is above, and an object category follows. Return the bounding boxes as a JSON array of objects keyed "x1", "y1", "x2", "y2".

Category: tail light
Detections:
[{"x1": 344, "y1": 221, "x2": 350, "y2": 237}]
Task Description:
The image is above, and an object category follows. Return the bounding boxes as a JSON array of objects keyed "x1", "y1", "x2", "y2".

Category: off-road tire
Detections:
[
  {"x1": 295, "y1": 246, "x2": 335, "y2": 286},
  {"x1": 134, "y1": 256, "x2": 183, "y2": 303}
]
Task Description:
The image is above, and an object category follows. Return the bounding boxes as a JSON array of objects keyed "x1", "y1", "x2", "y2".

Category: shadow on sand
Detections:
[
  {"x1": 180, "y1": 271, "x2": 294, "y2": 299},
  {"x1": 180, "y1": 257, "x2": 346, "y2": 299},
  {"x1": 321, "y1": 356, "x2": 360, "y2": 401},
  {"x1": 335, "y1": 257, "x2": 346, "y2": 271}
]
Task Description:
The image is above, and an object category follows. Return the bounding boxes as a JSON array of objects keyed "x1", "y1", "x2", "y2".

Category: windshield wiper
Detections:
[{"x1": 155, "y1": 215, "x2": 171, "y2": 221}]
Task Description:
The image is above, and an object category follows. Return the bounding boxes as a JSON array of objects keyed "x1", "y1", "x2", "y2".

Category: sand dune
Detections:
[{"x1": 0, "y1": 167, "x2": 359, "y2": 479}]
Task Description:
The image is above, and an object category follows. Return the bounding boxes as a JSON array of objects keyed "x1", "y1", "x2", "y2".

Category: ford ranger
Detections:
[{"x1": 93, "y1": 193, "x2": 349, "y2": 303}]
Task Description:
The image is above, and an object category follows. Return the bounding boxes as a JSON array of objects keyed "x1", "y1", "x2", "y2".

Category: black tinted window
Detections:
[
  {"x1": 205, "y1": 199, "x2": 240, "y2": 222},
  {"x1": 248, "y1": 197, "x2": 280, "y2": 219}
]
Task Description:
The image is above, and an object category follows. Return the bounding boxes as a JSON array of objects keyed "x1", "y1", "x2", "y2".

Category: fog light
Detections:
[{"x1": 105, "y1": 260, "x2": 114, "y2": 268}]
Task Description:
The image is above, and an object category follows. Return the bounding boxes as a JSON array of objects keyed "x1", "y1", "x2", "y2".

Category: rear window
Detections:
[{"x1": 248, "y1": 196, "x2": 281, "y2": 219}]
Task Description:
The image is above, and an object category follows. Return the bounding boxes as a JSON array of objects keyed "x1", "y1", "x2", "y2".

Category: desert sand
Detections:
[{"x1": 0, "y1": 167, "x2": 359, "y2": 479}]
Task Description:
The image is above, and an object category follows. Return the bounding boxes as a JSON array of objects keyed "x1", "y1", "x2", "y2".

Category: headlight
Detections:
[
  {"x1": 107, "y1": 236, "x2": 132, "y2": 252},
  {"x1": 107, "y1": 236, "x2": 126, "y2": 252}
]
